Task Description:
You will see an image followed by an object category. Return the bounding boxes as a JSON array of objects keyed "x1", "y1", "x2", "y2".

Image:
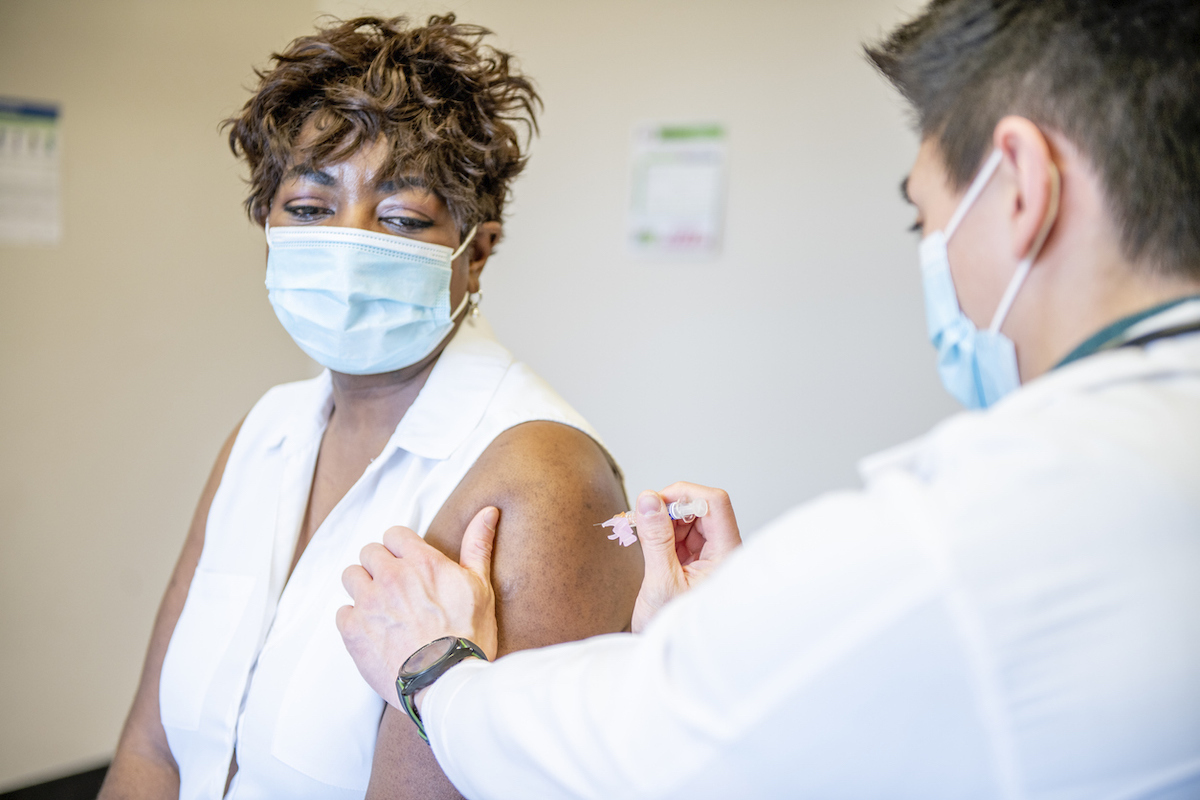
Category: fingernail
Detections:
[
  {"x1": 636, "y1": 492, "x2": 664, "y2": 516},
  {"x1": 482, "y1": 507, "x2": 499, "y2": 531}
]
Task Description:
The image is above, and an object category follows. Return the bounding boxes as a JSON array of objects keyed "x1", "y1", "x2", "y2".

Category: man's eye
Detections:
[
  {"x1": 284, "y1": 204, "x2": 331, "y2": 221},
  {"x1": 381, "y1": 216, "x2": 434, "y2": 232}
]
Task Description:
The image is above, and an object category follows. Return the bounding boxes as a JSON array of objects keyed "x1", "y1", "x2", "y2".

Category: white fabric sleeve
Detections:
[{"x1": 422, "y1": 487, "x2": 1002, "y2": 800}]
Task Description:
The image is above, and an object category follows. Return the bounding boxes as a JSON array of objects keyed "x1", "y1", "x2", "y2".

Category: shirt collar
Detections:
[
  {"x1": 387, "y1": 313, "x2": 513, "y2": 460},
  {"x1": 267, "y1": 370, "x2": 333, "y2": 454},
  {"x1": 859, "y1": 302, "x2": 1200, "y2": 482},
  {"x1": 267, "y1": 314, "x2": 512, "y2": 461}
]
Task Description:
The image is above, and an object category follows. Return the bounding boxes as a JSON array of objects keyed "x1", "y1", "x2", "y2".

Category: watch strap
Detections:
[{"x1": 396, "y1": 637, "x2": 488, "y2": 744}]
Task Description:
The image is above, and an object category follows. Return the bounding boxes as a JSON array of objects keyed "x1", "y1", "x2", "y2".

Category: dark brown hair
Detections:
[
  {"x1": 867, "y1": 0, "x2": 1200, "y2": 278},
  {"x1": 224, "y1": 14, "x2": 540, "y2": 232}
]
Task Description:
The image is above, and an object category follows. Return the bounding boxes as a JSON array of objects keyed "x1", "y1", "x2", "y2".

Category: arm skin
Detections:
[
  {"x1": 364, "y1": 420, "x2": 642, "y2": 800},
  {"x1": 98, "y1": 421, "x2": 243, "y2": 800}
]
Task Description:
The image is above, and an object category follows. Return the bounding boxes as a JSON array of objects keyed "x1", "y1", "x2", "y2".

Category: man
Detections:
[{"x1": 337, "y1": 1, "x2": 1200, "y2": 797}]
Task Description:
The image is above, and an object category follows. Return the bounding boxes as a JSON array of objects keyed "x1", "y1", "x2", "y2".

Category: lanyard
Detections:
[{"x1": 1055, "y1": 295, "x2": 1200, "y2": 370}]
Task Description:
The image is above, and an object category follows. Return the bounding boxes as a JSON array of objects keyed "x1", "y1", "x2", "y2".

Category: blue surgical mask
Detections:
[
  {"x1": 919, "y1": 149, "x2": 1059, "y2": 409},
  {"x1": 265, "y1": 223, "x2": 476, "y2": 375}
]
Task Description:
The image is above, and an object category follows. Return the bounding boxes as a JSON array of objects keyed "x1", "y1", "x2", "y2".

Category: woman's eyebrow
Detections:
[
  {"x1": 375, "y1": 175, "x2": 430, "y2": 193},
  {"x1": 285, "y1": 166, "x2": 336, "y2": 186},
  {"x1": 900, "y1": 176, "x2": 913, "y2": 204}
]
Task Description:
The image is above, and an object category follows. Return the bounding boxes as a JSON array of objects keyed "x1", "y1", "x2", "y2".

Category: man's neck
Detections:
[{"x1": 1016, "y1": 262, "x2": 1200, "y2": 381}]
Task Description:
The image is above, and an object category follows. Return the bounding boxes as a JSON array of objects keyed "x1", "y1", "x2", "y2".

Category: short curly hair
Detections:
[{"x1": 223, "y1": 14, "x2": 540, "y2": 232}]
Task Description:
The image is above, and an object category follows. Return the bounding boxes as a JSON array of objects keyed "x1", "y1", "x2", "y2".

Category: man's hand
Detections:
[
  {"x1": 337, "y1": 507, "x2": 501, "y2": 711},
  {"x1": 631, "y1": 482, "x2": 742, "y2": 633}
]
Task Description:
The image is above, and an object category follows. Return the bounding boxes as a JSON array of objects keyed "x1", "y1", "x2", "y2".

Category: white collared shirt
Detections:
[
  {"x1": 159, "y1": 315, "x2": 605, "y2": 800},
  {"x1": 423, "y1": 331, "x2": 1200, "y2": 800}
]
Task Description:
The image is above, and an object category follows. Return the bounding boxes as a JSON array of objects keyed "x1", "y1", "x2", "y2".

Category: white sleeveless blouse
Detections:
[{"x1": 159, "y1": 315, "x2": 607, "y2": 799}]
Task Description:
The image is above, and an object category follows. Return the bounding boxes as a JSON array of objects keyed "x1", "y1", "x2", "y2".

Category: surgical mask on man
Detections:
[
  {"x1": 265, "y1": 223, "x2": 476, "y2": 375},
  {"x1": 919, "y1": 149, "x2": 1059, "y2": 409}
]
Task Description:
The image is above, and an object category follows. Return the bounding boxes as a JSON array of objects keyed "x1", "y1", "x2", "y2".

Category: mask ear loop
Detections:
[
  {"x1": 987, "y1": 160, "x2": 1061, "y2": 333},
  {"x1": 449, "y1": 224, "x2": 480, "y2": 320},
  {"x1": 451, "y1": 224, "x2": 479, "y2": 261},
  {"x1": 945, "y1": 150, "x2": 1005, "y2": 241}
]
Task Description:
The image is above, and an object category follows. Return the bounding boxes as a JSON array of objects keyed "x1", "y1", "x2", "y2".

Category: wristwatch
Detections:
[{"x1": 396, "y1": 636, "x2": 488, "y2": 743}]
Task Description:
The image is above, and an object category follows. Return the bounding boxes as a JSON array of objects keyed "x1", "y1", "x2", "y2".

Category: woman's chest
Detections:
[
  {"x1": 165, "y1": 443, "x2": 459, "y2": 795},
  {"x1": 291, "y1": 434, "x2": 382, "y2": 577}
]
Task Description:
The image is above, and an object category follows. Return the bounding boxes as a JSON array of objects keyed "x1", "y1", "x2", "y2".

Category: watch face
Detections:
[{"x1": 402, "y1": 636, "x2": 458, "y2": 677}]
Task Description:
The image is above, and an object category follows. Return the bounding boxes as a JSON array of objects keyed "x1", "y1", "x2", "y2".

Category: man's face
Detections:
[{"x1": 905, "y1": 138, "x2": 1017, "y2": 330}]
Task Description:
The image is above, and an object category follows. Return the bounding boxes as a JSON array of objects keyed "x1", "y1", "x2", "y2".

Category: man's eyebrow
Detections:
[
  {"x1": 286, "y1": 166, "x2": 336, "y2": 186},
  {"x1": 900, "y1": 176, "x2": 913, "y2": 204}
]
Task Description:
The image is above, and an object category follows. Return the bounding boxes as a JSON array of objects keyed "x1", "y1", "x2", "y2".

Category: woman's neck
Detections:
[
  {"x1": 325, "y1": 312, "x2": 469, "y2": 443},
  {"x1": 327, "y1": 349, "x2": 440, "y2": 440}
]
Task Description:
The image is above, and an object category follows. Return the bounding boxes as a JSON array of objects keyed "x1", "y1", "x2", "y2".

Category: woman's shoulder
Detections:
[
  {"x1": 232, "y1": 371, "x2": 332, "y2": 454},
  {"x1": 439, "y1": 315, "x2": 602, "y2": 445},
  {"x1": 484, "y1": 359, "x2": 624, "y2": 482},
  {"x1": 490, "y1": 361, "x2": 592, "y2": 430}
]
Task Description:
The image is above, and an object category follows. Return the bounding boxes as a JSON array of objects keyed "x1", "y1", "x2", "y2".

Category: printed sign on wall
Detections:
[
  {"x1": 0, "y1": 98, "x2": 62, "y2": 246},
  {"x1": 628, "y1": 123, "x2": 727, "y2": 259}
]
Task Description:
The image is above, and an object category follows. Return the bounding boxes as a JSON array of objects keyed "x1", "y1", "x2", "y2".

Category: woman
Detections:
[{"x1": 100, "y1": 16, "x2": 641, "y2": 800}]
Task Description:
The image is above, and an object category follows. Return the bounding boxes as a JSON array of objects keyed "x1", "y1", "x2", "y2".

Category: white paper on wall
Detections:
[
  {"x1": 0, "y1": 98, "x2": 62, "y2": 246},
  {"x1": 628, "y1": 123, "x2": 727, "y2": 259}
]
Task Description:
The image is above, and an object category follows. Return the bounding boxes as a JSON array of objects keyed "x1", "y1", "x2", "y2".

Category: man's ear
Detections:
[
  {"x1": 467, "y1": 221, "x2": 503, "y2": 294},
  {"x1": 993, "y1": 116, "x2": 1061, "y2": 264}
]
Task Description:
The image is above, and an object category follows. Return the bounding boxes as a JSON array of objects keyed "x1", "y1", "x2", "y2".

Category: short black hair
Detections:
[{"x1": 867, "y1": 0, "x2": 1200, "y2": 279}]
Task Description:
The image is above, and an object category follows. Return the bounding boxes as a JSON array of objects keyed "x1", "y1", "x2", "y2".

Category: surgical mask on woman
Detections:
[
  {"x1": 265, "y1": 224, "x2": 476, "y2": 375},
  {"x1": 919, "y1": 149, "x2": 1059, "y2": 409}
]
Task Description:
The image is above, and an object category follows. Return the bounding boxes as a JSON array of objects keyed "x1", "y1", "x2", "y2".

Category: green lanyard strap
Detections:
[{"x1": 1056, "y1": 294, "x2": 1200, "y2": 370}]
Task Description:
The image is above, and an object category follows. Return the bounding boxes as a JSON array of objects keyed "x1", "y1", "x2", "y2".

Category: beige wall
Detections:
[
  {"x1": 0, "y1": 0, "x2": 321, "y2": 787},
  {"x1": 0, "y1": 0, "x2": 943, "y2": 789}
]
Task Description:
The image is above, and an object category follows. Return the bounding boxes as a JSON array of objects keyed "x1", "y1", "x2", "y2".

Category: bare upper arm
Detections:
[
  {"x1": 100, "y1": 420, "x2": 243, "y2": 798},
  {"x1": 425, "y1": 420, "x2": 642, "y2": 652},
  {"x1": 365, "y1": 421, "x2": 642, "y2": 799}
]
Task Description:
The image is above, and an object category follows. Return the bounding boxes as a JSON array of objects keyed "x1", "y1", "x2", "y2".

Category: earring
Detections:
[{"x1": 469, "y1": 291, "x2": 483, "y2": 317}]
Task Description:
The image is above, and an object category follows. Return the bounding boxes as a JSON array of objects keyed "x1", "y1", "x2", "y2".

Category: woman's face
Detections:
[{"x1": 265, "y1": 135, "x2": 481, "y2": 301}]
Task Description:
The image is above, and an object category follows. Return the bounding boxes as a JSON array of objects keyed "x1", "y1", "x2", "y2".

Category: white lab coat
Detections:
[{"x1": 421, "y1": 329, "x2": 1200, "y2": 800}]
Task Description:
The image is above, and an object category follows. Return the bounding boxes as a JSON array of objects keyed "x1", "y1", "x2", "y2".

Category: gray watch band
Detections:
[{"x1": 395, "y1": 636, "x2": 488, "y2": 743}]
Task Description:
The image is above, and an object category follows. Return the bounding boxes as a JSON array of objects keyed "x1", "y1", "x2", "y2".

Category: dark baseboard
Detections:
[{"x1": 0, "y1": 764, "x2": 109, "y2": 800}]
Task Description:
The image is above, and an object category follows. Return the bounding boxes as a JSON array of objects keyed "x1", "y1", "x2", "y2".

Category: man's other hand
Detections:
[{"x1": 337, "y1": 507, "x2": 501, "y2": 711}]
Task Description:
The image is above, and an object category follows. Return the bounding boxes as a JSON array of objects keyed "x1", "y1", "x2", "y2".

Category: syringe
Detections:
[
  {"x1": 666, "y1": 498, "x2": 709, "y2": 524},
  {"x1": 596, "y1": 497, "x2": 709, "y2": 547}
]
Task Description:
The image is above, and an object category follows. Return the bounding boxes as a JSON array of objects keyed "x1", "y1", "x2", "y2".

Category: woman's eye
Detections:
[
  {"x1": 284, "y1": 204, "x2": 332, "y2": 221},
  {"x1": 380, "y1": 215, "x2": 434, "y2": 233},
  {"x1": 909, "y1": 220, "x2": 924, "y2": 235}
]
